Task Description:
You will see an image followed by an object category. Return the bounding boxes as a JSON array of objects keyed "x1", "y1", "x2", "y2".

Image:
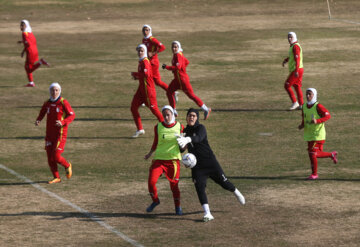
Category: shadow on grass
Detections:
[
  {"x1": 0, "y1": 211, "x2": 208, "y2": 222},
  {"x1": 228, "y1": 176, "x2": 360, "y2": 182}
]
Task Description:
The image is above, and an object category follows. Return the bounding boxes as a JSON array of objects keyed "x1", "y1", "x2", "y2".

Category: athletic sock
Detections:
[
  {"x1": 202, "y1": 204, "x2": 210, "y2": 215},
  {"x1": 201, "y1": 104, "x2": 209, "y2": 112}
]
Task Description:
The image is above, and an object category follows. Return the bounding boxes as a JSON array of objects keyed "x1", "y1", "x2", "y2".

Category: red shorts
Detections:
[{"x1": 149, "y1": 160, "x2": 180, "y2": 183}]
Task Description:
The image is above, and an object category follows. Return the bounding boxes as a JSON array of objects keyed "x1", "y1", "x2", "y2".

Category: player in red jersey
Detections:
[
  {"x1": 144, "y1": 105, "x2": 184, "y2": 215},
  {"x1": 35, "y1": 82, "x2": 75, "y2": 184},
  {"x1": 142, "y1": 25, "x2": 169, "y2": 92},
  {"x1": 18, "y1": 20, "x2": 49, "y2": 87},
  {"x1": 162, "y1": 41, "x2": 211, "y2": 120},
  {"x1": 131, "y1": 44, "x2": 164, "y2": 138}
]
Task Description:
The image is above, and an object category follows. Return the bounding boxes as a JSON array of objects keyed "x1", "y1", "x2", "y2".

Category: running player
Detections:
[
  {"x1": 162, "y1": 41, "x2": 211, "y2": 119},
  {"x1": 18, "y1": 20, "x2": 49, "y2": 87},
  {"x1": 130, "y1": 44, "x2": 164, "y2": 138},
  {"x1": 298, "y1": 88, "x2": 338, "y2": 180}
]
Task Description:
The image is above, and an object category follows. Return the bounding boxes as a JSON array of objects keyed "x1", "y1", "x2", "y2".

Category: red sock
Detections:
[
  {"x1": 309, "y1": 152, "x2": 318, "y2": 175},
  {"x1": 316, "y1": 151, "x2": 332, "y2": 158}
]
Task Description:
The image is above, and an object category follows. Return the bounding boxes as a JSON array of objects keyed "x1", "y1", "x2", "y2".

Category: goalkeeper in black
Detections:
[{"x1": 177, "y1": 108, "x2": 245, "y2": 222}]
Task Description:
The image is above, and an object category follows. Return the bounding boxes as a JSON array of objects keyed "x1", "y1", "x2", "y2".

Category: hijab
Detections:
[
  {"x1": 186, "y1": 108, "x2": 200, "y2": 129},
  {"x1": 136, "y1": 44, "x2": 148, "y2": 61},
  {"x1": 162, "y1": 105, "x2": 176, "y2": 125},
  {"x1": 288, "y1": 31, "x2": 297, "y2": 44},
  {"x1": 21, "y1": 19, "x2": 32, "y2": 33},
  {"x1": 306, "y1": 88, "x2": 317, "y2": 106},
  {"x1": 172, "y1": 41, "x2": 183, "y2": 54},
  {"x1": 49, "y1": 82, "x2": 61, "y2": 102},
  {"x1": 142, "y1": 24, "x2": 152, "y2": 39}
]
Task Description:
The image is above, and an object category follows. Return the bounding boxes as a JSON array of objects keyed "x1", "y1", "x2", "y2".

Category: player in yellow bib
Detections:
[
  {"x1": 298, "y1": 88, "x2": 338, "y2": 180},
  {"x1": 144, "y1": 105, "x2": 184, "y2": 215}
]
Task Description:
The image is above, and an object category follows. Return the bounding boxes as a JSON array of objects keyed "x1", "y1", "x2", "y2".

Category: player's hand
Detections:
[
  {"x1": 282, "y1": 58, "x2": 288, "y2": 67},
  {"x1": 131, "y1": 72, "x2": 136, "y2": 80},
  {"x1": 21, "y1": 51, "x2": 25, "y2": 58},
  {"x1": 17, "y1": 40, "x2": 22, "y2": 44},
  {"x1": 55, "y1": 120, "x2": 63, "y2": 127},
  {"x1": 162, "y1": 64, "x2": 166, "y2": 69},
  {"x1": 35, "y1": 120, "x2": 40, "y2": 126},
  {"x1": 311, "y1": 118, "x2": 317, "y2": 124},
  {"x1": 177, "y1": 136, "x2": 191, "y2": 149},
  {"x1": 298, "y1": 124, "x2": 304, "y2": 130}
]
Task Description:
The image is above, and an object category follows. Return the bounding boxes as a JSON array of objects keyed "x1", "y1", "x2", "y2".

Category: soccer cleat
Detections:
[
  {"x1": 289, "y1": 101, "x2": 300, "y2": 111},
  {"x1": 174, "y1": 91, "x2": 179, "y2": 103},
  {"x1": 25, "y1": 83, "x2": 35, "y2": 87},
  {"x1": 204, "y1": 108, "x2": 211, "y2": 120},
  {"x1": 234, "y1": 189, "x2": 246, "y2": 205},
  {"x1": 331, "y1": 151, "x2": 338, "y2": 164},
  {"x1": 175, "y1": 206, "x2": 183, "y2": 215},
  {"x1": 65, "y1": 162, "x2": 72, "y2": 179},
  {"x1": 307, "y1": 174, "x2": 319, "y2": 180},
  {"x1": 203, "y1": 213, "x2": 214, "y2": 222},
  {"x1": 48, "y1": 178, "x2": 61, "y2": 184},
  {"x1": 146, "y1": 201, "x2": 160, "y2": 212},
  {"x1": 40, "y1": 58, "x2": 50, "y2": 66},
  {"x1": 132, "y1": 129, "x2": 145, "y2": 138}
]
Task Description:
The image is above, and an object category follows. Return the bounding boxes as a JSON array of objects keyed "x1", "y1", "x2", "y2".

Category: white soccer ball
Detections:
[{"x1": 182, "y1": 153, "x2": 197, "y2": 168}]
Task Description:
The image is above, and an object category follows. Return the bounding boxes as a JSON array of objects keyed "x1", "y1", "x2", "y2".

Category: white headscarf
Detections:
[
  {"x1": 306, "y1": 88, "x2": 317, "y2": 105},
  {"x1": 49, "y1": 82, "x2": 61, "y2": 102},
  {"x1": 136, "y1": 44, "x2": 148, "y2": 61},
  {"x1": 162, "y1": 105, "x2": 176, "y2": 124},
  {"x1": 172, "y1": 41, "x2": 183, "y2": 54},
  {"x1": 142, "y1": 24, "x2": 152, "y2": 39},
  {"x1": 21, "y1": 19, "x2": 32, "y2": 33},
  {"x1": 288, "y1": 32, "x2": 298, "y2": 44}
]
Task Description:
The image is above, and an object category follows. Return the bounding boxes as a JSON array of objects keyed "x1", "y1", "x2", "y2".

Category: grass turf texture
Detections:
[{"x1": 0, "y1": 0, "x2": 359, "y2": 246}]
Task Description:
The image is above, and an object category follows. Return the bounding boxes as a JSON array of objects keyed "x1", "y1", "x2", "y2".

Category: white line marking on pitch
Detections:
[{"x1": 0, "y1": 164, "x2": 144, "y2": 247}]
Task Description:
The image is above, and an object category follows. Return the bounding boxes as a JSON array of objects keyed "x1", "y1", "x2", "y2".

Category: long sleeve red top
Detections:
[
  {"x1": 22, "y1": 32, "x2": 38, "y2": 63},
  {"x1": 165, "y1": 52, "x2": 190, "y2": 82},
  {"x1": 142, "y1": 36, "x2": 165, "y2": 66},
  {"x1": 36, "y1": 97, "x2": 75, "y2": 142},
  {"x1": 132, "y1": 58, "x2": 155, "y2": 93},
  {"x1": 301, "y1": 103, "x2": 331, "y2": 126}
]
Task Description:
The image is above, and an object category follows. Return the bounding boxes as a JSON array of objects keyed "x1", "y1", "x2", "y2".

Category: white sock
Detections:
[
  {"x1": 201, "y1": 104, "x2": 208, "y2": 112},
  {"x1": 202, "y1": 204, "x2": 210, "y2": 215}
]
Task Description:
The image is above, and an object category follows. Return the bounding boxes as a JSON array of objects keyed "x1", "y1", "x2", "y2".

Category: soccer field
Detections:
[{"x1": 0, "y1": 0, "x2": 359, "y2": 246}]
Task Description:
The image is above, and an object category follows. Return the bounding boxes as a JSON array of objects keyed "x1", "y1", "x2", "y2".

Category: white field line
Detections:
[{"x1": 0, "y1": 164, "x2": 144, "y2": 247}]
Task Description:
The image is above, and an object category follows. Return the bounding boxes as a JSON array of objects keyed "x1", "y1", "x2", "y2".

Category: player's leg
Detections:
[
  {"x1": 307, "y1": 141, "x2": 318, "y2": 179},
  {"x1": 166, "y1": 79, "x2": 180, "y2": 114},
  {"x1": 147, "y1": 161, "x2": 163, "y2": 212},
  {"x1": 315, "y1": 141, "x2": 338, "y2": 164},
  {"x1": 152, "y1": 64, "x2": 169, "y2": 91},
  {"x1": 46, "y1": 146, "x2": 61, "y2": 184},
  {"x1": 24, "y1": 63, "x2": 35, "y2": 87},
  {"x1": 209, "y1": 161, "x2": 245, "y2": 205},
  {"x1": 54, "y1": 142, "x2": 72, "y2": 179},
  {"x1": 182, "y1": 81, "x2": 211, "y2": 120},
  {"x1": 293, "y1": 69, "x2": 304, "y2": 106},
  {"x1": 284, "y1": 72, "x2": 299, "y2": 110},
  {"x1": 147, "y1": 94, "x2": 164, "y2": 123},
  {"x1": 164, "y1": 160, "x2": 182, "y2": 215},
  {"x1": 192, "y1": 169, "x2": 214, "y2": 221},
  {"x1": 130, "y1": 90, "x2": 145, "y2": 137}
]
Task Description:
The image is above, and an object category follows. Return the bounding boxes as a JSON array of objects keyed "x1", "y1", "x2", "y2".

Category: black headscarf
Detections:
[{"x1": 186, "y1": 108, "x2": 200, "y2": 127}]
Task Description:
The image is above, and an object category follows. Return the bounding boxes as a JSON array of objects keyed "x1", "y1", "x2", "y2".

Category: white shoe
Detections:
[
  {"x1": 132, "y1": 129, "x2": 145, "y2": 138},
  {"x1": 141, "y1": 103, "x2": 146, "y2": 107},
  {"x1": 174, "y1": 91, "x2": 179, "y2": 103},
  {"x1": 203, "y1": 213, "x2": 214, "y2": 222},
  {"x1": 289, "y1": 101, "x2": 299, "y2": 110},
  {"x1": 234, "y1": 189, "x2": 246, "y2": 205}
]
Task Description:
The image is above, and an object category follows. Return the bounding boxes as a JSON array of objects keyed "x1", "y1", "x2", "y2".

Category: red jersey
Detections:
[
  {"x1": 22, "y1": 32, "x2": 38, "y2": 64},
  {"x1": 301, "y1": 103, "x2": 331, "y2": 126},
  {"x1": 165, "y1": 52, "x2": 190, "y2": 82},
  {"x1": 142, "y1": 37, "x2": 165, "y2": 66},
  {"x1": 132, "y1": 58, "x2": 156, "y2": 94},
  {"x1": 151, "y1": 121, "x2": 185, "y2": 151},
  {"x1": 291, "y1": 42, "x2": 301, "y2": 73},
  {"x1": 37, "y1": 97, "x2": 75, "y2": 142}
]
